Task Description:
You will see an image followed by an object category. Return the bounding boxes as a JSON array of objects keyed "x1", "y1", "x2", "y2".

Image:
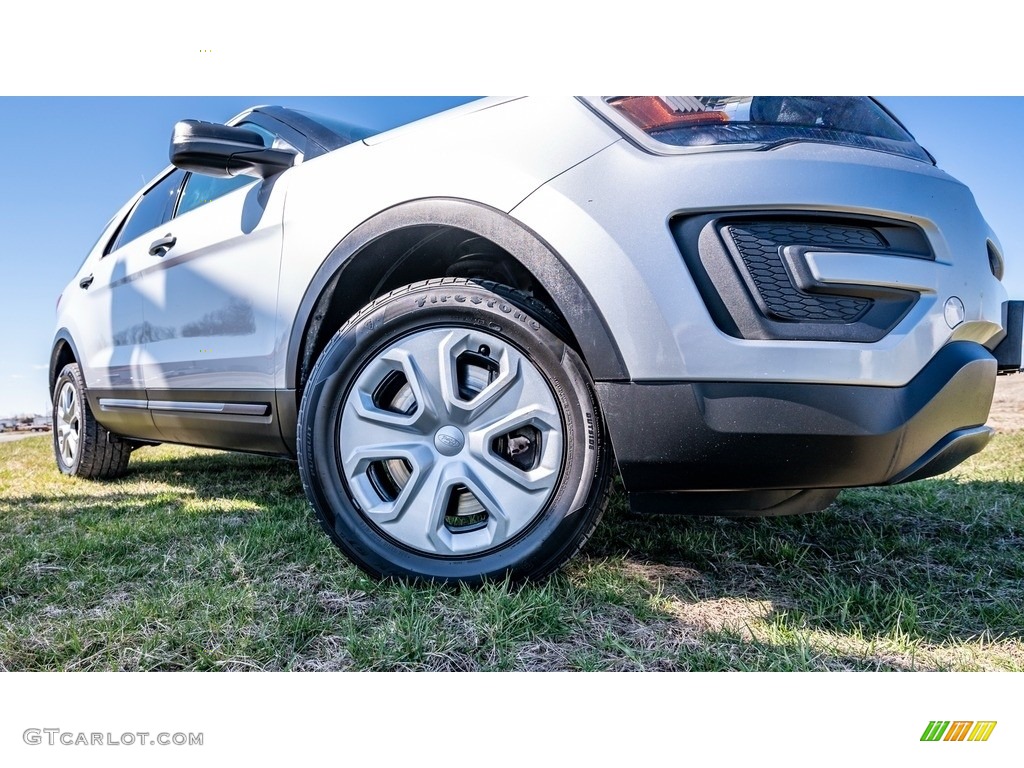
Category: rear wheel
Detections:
[
  {"x1": 298, "y1": 279, "x2": 611, "y2": 583},
  {"x1": 52, "y1": 363, "x2": 132, "y2": 479}
]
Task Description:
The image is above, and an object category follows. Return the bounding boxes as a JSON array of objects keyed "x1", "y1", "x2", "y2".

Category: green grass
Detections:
[{"x1": 2, "y1": 434, "x2": 1022, "y2": 671}]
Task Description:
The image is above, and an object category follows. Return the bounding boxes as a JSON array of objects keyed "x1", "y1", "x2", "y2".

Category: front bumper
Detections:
[
  {"x1": 597, "y1": 341, "x2": 997, "y2": 496},
  {"x1": 513, "y1": 141, "x2": 1008, "y2": 386}
]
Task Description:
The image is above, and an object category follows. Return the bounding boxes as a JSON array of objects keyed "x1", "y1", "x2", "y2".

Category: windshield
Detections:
[{"x1": 293, "y1": 110, "x2": 378, "y2": 144}]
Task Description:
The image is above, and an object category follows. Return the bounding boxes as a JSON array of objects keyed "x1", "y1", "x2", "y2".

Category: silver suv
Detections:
[{"x1": 51, "y1": 97, "x2": 1023, "y2": 582}]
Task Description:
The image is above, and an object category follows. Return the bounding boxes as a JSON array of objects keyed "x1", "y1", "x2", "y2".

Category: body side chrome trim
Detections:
[
  {"x1": 99, "y1": 398, "x2": 270, "y2": 416},
  {"x1": 98, "y1": 398, "x2": 149, "y2": 410}
]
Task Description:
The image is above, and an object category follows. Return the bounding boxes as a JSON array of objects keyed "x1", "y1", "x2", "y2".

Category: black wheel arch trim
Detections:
[
  {"x1": 285, "y1": 197, "x2": 629, "y2": 392},
  {"x1": 49, "y1": 329, "x2": 82, "y2": 397}
]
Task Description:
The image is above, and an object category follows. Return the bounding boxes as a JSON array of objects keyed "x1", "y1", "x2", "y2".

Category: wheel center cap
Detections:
[{"x1": 434, "y1": 426, "x2": 466, "y2": 456}]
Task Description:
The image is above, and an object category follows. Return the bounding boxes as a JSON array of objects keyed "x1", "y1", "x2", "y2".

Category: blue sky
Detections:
[{"x1": 1, "y1": 96, "x2": 1022, "y2": 416}]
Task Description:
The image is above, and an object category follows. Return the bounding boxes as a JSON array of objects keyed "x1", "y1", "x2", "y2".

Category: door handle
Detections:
[
  {"x1": 148, "y1": 233, "x2": 177, "y2": 257},
  {"x1": 79, "y1": 274, "x2": 94, "y2": 289}
]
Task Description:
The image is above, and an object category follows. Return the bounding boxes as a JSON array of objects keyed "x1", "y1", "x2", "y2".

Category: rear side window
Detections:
[{"x1": 109, "y1": 170, "x2": 185, "y2": 253}]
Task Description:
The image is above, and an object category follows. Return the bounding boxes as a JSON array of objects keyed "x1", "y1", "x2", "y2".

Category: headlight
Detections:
[{"x1": 595, "y1": 96, "x2": 932, "y2": 163}]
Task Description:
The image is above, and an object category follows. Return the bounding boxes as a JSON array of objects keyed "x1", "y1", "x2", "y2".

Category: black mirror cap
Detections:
[{"x1": 169, "y1": 119, "x2": 295, "y2": 179}]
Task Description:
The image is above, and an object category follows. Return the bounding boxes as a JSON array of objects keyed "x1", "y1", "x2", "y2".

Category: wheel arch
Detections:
[
  {"x1": 49, "y1": 330, "x2": 80, "y2": 398},
  {"x1": 286, "y1": 198, "x2": 629, "y2": 400}
]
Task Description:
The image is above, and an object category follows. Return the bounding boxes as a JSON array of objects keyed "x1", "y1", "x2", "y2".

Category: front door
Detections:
[{"x1": 134, "y1": 165, "x2": 290, "y2": 452}]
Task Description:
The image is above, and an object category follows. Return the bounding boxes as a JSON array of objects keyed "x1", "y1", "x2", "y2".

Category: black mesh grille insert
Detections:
[{"x1": 726, "y1": 222, "x2": 885, "y2": 322}]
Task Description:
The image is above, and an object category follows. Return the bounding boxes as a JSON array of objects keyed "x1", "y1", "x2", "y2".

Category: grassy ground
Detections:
[{"x1": 1, "y1": 433, "x2": 1022, "y2": 671}]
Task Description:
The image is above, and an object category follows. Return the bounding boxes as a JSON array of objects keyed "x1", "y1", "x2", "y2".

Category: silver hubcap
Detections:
[
  {"x1": 56, "y1": 381, "x2": 81, "y2": 466},
  {"x1": 340, "y1": 328, "x2": 563, "y2": 556}
]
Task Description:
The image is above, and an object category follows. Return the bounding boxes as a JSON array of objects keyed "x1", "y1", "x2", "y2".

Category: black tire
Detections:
[
  {"x1": 52, "y1": 363, "x2": 132, "y2": 479},
  {"x1": 298, "y1": 278, "x2": 611, "y2": 583}
]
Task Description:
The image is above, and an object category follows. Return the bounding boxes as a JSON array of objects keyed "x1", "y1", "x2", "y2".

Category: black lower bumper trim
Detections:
[
  {"x1": 887, "y1": 425, "x2": 993, "y2": 484},
  {"x1": 596, "y1": 341, "x2": 996, "y2": 492},
  {"x1": 629, "y1": 488, "x2": 840, "y2": 517}
]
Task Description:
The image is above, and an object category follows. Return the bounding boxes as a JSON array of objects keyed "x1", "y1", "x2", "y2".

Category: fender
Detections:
[{"x1": 285, "y1": 197, "x2": 629, "y2": 390}]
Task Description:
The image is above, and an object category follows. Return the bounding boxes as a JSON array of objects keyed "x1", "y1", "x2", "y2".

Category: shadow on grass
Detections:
[
  {"x1": 3, "y1": 441, "x2": 1022, "y2": 669},
  {"x1": 124, "y1": 450, "x2": 303, "y2": 493},
  {"x1": 99, "y1": 451, "x2": 1024, "y2": 645},
  {"x1": 586, "y1": 477, "x2": 1024, "y2": 648}
]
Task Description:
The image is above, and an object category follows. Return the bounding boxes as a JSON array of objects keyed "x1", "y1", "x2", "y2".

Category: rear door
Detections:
[{"x1": 76, "y1": 170, "x2": 185, "y2": 439}]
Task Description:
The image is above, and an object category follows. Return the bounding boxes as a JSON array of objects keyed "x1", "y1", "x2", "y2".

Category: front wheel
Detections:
[{"x1": 298, "y1": 279, "x2": 611, "y2": 583}]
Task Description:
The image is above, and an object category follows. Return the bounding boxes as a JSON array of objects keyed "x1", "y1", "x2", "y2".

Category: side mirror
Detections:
[{"x1": 169, "y1": 120, "x2": 296, "y2": 179}]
